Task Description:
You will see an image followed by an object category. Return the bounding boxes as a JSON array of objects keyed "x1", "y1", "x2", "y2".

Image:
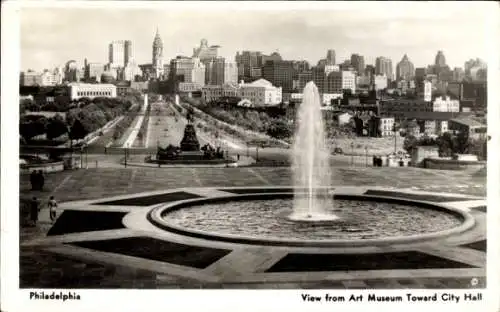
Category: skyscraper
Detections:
[
  {"x1": 350, "y1": 54, "x2": 365, "y2": 75},
  {"x1": 396, "y1": 54, "x2": 415, "y2": 81},
  {"x1": 108, "y1": 40, "x2": 132, "y2": 68},
  {"x1": 152, "y1": 28, "x2": 164, "y2": 79},
  {"x1": 236, "y1": 51, "x2": 262, "y2": 80},
  {"x1": 326, "y1": 50, "x2": 336, "y2": 65},
  {"x1": 262, "y1": 60, "x2": 295, "y2": 92},
  {"x1": 435, "y1": 51, "x2": 446, "y2": 67},
  {"x1": 193, "y1": 39, "x2": 220, "y2": 62},
  {"x1": 375, "y1": 57, "x2": 393, "y2": 81}
]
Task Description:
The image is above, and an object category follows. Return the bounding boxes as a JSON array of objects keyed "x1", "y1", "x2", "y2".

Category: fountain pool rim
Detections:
[{"x1": 147, "y1": 189, "x2": 475, "y2": 247}]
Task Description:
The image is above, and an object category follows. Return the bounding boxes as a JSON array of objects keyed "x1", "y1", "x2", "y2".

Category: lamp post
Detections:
[
  {"x1": 350, "y1": 142, "x2": 354, "y2": 166},
  {"x1": 124, "y1": 144, "x2": 128, "y2": 168},
  {"x1": 365, "y1": 146, "x2": 368, "y2": 167},
  {"x1": 393, "y1": 122, "x2": 398, "y2": 154}
]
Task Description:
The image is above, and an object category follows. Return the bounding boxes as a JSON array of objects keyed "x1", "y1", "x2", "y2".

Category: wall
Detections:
[
  {"x1": 424, "y1": 158, "x2": 486, "y2": 171},
  {"x1": 20, "y1": 161, "x2": 65, "y2": 174},
  {"x1": 411, "y1": 146, "x2": 439, "y2": 167}
]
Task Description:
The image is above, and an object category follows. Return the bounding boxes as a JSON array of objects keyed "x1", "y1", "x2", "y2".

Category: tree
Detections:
[
  {"x1": 436, "y1": 132, "x2": 454, "y2": 157},
  {"x1": 403, "y1": 135, "x2": 419, "y2": 154},
  {"x1": 46, "y1": 114, "x2": 68, "y2": 140},
  {"x1": 19, "y1": 122, "x2": 37, "y2": 141},
  {"x1": 266, "y1": 119, "x2": 292, "y2": 140},
  {"x1": 69, "y1": 119, "x2": 88, "y2": 143},
  {"x1": 455, "y1": 131, "x2": 470, "y2": 154}
]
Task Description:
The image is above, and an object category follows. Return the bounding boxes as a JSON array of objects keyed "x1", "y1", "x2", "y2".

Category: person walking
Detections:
[
  {"x1": 30, "y1": 197, "x2": 40, "y2": 226},
  {"x1": 48, "y1": 196, "x2": 58, "y2": 222}
]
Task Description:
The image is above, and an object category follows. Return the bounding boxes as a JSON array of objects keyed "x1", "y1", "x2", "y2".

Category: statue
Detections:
[{"x1": 180, "y1": 124, "x2": 200, "y2": 152}]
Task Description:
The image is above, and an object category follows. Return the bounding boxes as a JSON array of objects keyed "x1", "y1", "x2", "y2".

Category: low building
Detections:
[
  {"x1": 432, "y1": 95, "x2": 460, "y2": 112},
  {"x1": 321, "y1": 93, "x2": 342, "y2": 106},
  {"x1": 178, "y1": 82, "x2": 203, "y2": 93},
  {"x1": 202, "y1": 78, "x2": 281, "y2": 107},
  {"x1": 68, "y1": 83, "x2": 117, "y2": 100},
  {"x1": 379, "y1": 117, "x2": 395, "y2": 137},
  {"x1": 448, "y1": 118, "x2": 487, "y2": 140},
  {"x1": 374, "y1": 75, "x2": 388, "y2": 90},
  {"x1": 114, "y1": 81, "x2": 132, "y2": 97},
  {"x1": 411, "y1": 145, "x2": 440, "y2": 167},
  {"x1": 20, "y1": 71, "x2": 42, "y2": 86},
  {"x1": 379, "y1": 99, "x2": 433, "y2": 118},
  {"x1": 130, "y1": 81, "x2": 149, "y2": 92}
]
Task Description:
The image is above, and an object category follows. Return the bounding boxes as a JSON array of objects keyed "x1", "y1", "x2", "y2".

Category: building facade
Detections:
[
  {"x1": 68, "y1": 83, "x2": 117, "y2": 100},
  {"x1": 170, "y1": 57, "x2": 206, "y2": 86},
  {"x1": 435, "y1": 50, "x2": 447, "y2": 67},
  {"x1": 432, "y1": 96, "x2": 460, "y2": 112},
  {"x1": 350, "y1": 54, "x2": 365, "y2": 75},
  {"x1": 108, "y1": 40, "x2": 132, "y2": 68},
  {"x1": 326, "y1": 70, "x2": 356, "y2": 94},
  {"x1": 396, "y1": 54, "x2": 415, "y2": 81},
  {"x1": 262, "y1": 60, "x2": 295, "y2": 93},
  {"x1": 201, "y1": 79, "x2": 282, "y2": 107},
  {"x1": 374, "y1": 75, "x2": 388, "y2": 90},
  {"x1": 192, "y1": 39, "x2": 220, "y2": 62},
  {"x1": 375, "y1": 56, "x2": 394, "y2": 81},
  {"x1": 448, "y1": 118, "x2": 487, "y2": 140},
  {"x1": 379, "y1": 99, "x2": 433, "y2": 118},
  {"x1": 326, "y1": 50, "x2": 336, "y2": 65},
  {"x1": 20, "y1": 71, "x2": 42, "y2": 86},
  {"x1": 379, "y1": 117, "x2": 395, "y2": 137},
  {"x1": 178, "y1": 82, "x2": 203, "y2": 93}
]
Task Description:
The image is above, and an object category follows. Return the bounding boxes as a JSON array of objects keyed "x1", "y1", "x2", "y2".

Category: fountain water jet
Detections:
[{"x1": 288, "y1": 81, "x2": 338, "y2": 222}]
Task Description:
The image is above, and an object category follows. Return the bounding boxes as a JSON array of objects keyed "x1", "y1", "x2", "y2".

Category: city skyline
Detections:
[{"x1": 20, "y1": 2, "x2": 493, "y2": 72}]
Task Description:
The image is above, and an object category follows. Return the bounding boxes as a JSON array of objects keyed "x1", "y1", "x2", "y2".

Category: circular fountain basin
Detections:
[{"x1": 148, "y1": 193, "x2": 474, "y2": 247}]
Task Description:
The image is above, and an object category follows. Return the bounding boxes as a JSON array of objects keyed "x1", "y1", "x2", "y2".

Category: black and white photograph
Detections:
[{"x1": 1, "y1": 1, "x2": 499, "y2": 311}]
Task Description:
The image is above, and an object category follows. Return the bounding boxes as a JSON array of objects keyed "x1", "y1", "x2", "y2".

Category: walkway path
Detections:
[{"x1": 121, "y1": 115, "x2": 145, "y2": 148}]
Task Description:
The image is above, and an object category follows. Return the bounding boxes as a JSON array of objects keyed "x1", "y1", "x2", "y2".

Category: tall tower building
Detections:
[
  {"x1": 326, "y1": 50, "x2": 336, "y2": 65},
  {"x1": 396, "y1": 54, "x2": 415, "y2": 81},
  {"x1": 435, "y1": 51, "x2": 446, "y2": 67},
  {"x1": 152, "y1": 28, "x2": 164, "y2": 79},
  {"x1": 350, "y1": 54, "x2": 365, "y2": 75},
  {"x1": 124, "y1": 41, "x2": 133, "y2": 65},
  {"x1": 375, "y1": 57, "x2": 393, "y2": 81},
  {"x1": 108, "y1": 40, "x2": 132, "y2": 68}
]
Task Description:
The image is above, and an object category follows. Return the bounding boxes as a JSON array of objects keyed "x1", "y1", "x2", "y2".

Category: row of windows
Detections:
[{"x1": 76, "y1": 91, "x2": 113, "y2": 97}]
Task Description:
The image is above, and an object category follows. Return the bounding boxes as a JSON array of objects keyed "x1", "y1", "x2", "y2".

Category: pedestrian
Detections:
[
  {"x1": 30, "y1": 197, "x2": 40, "y2": 226},
  {"x1": 30, "y1": 170, "x2": 37, "y2": 190},
  {"x1": 237, "y1": 154, "x2": 240, "y2": 161},
  {"x1": 37, "y1": 170, "x2": 45, "y2": 191},
  {"x1": 48, "y1": 196, "x2": 58, "y2": 222}
]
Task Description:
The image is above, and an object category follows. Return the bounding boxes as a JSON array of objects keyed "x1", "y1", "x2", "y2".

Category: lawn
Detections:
[{"x1": 329, "y1": 136, "x2": 405, "y2": 156}]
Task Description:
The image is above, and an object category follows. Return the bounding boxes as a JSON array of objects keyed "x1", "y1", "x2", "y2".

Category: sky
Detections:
[{"x1": 19, "y1": 1, "x2": 496, "y2": 72}]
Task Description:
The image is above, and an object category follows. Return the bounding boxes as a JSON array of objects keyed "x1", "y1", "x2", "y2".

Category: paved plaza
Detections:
[{"x1": 19, "y1": 166, "x2": 486, "y2": 289}]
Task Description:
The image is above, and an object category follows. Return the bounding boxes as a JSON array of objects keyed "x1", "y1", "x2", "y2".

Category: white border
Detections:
[{"x1": 2, "y1": 1, "x2": 499, "y2": 312}]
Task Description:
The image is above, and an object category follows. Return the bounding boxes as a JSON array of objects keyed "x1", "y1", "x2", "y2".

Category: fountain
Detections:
[
  {"x1": 148, "y1": 84, "x2": 471, "y2": 247},
  {"x1": 288, "y1": 82, "x2": 338, "y2": 223}
]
